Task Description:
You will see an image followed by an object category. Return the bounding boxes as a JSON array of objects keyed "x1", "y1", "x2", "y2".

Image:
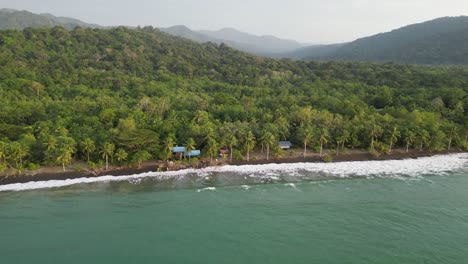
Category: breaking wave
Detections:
[{"x1": 0, "y1": 153, "x2": 466, "y2": 192}]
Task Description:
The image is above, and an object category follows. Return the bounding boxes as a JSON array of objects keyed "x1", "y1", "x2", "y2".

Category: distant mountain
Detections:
[
  {"x1": 162, "y1": 25, "x2": 305, "y2": 56},
  {"x1": 199, "y1": 28, "x2": 304, "y2": 55},
  {"x1": 290, "y1": 16, "x2": 468, "y2": 65},
  {"x1": 161, "y1": 25, "x2": 221, "y2": 44},
  {"x1": 0, "y1": 8, "x2": 102, "y2": 30}
]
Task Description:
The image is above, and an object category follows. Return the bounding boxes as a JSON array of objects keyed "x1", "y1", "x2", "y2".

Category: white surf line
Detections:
[{"x1": 0, "y1": 153, "x2": 466, "y2": 192}]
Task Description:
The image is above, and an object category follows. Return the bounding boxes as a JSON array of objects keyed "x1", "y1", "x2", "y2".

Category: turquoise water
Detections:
[{"x1": 1, "y1": 157, "x2": 468, "y2": 263}]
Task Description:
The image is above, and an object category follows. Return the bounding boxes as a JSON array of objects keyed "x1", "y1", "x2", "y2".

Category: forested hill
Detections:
[
  {"x1": 290, "y1": 16, "x2": 468, "y2": 65},
  {"x1": 0, "y1": 26, "x2": 467, "y2": 171},
  {"x1": 0, "y1": 8, "x2": 101, "y2": 30}
]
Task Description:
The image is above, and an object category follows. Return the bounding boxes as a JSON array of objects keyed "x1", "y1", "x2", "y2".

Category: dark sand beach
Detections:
[{"x1": 0, "y1": 148, "x2": 465, "y2": 186}]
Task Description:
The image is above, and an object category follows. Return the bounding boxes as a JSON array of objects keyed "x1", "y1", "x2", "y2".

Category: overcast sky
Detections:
[{"x1": 2, "y1": 0, "x2": 468, "y2": 43}]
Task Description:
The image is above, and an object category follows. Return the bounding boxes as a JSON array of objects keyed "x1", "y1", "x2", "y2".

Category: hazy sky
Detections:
[{"x1": 2, "y1": 0, "x2": 468, "y2": 43}]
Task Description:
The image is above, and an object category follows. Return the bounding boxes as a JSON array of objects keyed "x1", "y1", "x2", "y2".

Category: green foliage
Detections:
[
  {"x1": 321, "y1": 154, "x2": 333, "y2": 163},
  {"x1": 0, "y1": 26, "x2": 465, "y2": 171}
]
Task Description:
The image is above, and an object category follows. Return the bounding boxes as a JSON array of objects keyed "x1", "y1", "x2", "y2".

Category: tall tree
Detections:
[
  {"x1": 115, "y1": 148, "x2": 128, "y2": 166},
  {"x1": 261, "y1": 131, "x2": 276, "y2": 160},
  {"x1": 81, "y1": 138, "x2": 96, "y2": 162},
  {"x1": 298, "y1": 125, "x2": 314, "y2": 158},
  {"x1": 340, "y1": 129, "x2": 350, "y2": 150},
  {"x1": 227, "y1": 134, "x2": 238, "y2": 162},
  {"x1": 163, "y1": 136, "x2": 175, "y2": 161},
  {"x1": 319, "y1": 128, "x2": 329, "y2": 157},
  {"x1": 8, "y1": 142, "x2": 29, "y2": 169},
  {"x1": 132, "y1": 150, "x2": 151, "y2": 169},
  {"x1": 0, "y1": 141, "x2": 7, "y2": 164},
  {"x1": 403, "y1": 130, "x2": 416, "y2": 153},
  {"x1": 206, "y1": 138, "x2": 218, "y2": 163},
  {"x1": 388, "y1": 127, "x2": 400, "y2": 153},
  {"x1": 369, "y1": 124, "x2": 383, "y2": 151},
  {"x1": 100, "y1": 142, "x2": 115, "y2": 170},
  {"x1": 244, "y1": 131, "x2": 256, "y2": 161},
  {"x1": 185, "y1": 138, "x2": 196, "y2": 163},
  {"x1": 446, "y1": 126, "x2": 458, "y2": 150},
  {"x1": 417, "y1": 129, "x2": 430, "y2": 151}
]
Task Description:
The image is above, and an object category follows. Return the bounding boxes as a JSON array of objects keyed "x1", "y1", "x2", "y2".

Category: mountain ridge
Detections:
[
  {"x1": 289, "y1": 16, "x2": 468, "y2": 64},
  {"x1": 0, "y1": 8, "x2": 102, "y2": 30}
]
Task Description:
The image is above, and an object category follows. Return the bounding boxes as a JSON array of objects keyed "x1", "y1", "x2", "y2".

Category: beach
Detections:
[{"x1": 0, "y1": 148, "x2": 465, "y2": 186}]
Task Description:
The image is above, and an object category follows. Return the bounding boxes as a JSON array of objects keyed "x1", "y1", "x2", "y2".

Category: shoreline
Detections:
[{"x1": 0, "y1": 149, "x2": 465, "y2": 186}]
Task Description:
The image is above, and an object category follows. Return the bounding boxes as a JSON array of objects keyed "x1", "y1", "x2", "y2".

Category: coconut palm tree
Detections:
[
  {"x1": 227, "y1": 134, "x2": 238, "y2": 162},
  {"x1": 56, "y1": 148, "x2": 73, "y2": 172},
  {"x1": 298, "y1": 125, "x2": 313, "y2": 158},
  {"x1": 132, "y1": 150, "x2": 151, "y2": 169},
  {"x1": 100, "y1": 142, "x2": 115, "y2": 170},
  {"x1": 388, "y1": 127, "x2": 400, "y2": 153},
  {"x1": 206, "y1": 138, "x2": 218, "y2": 163},
  {"x1": 340, "y1": 129, "x2": 350, "y2": 150},
  {"x1": 81, "y1": 138, "x2": 96, "y2": 162},
  {"x1": 0, "y1": 141, "x2": 7, "y2": 164},
  {"x1": 115, "y1": 148, "x2": 128, "y2": 166},
  {"x1": 261, "y1": 131, "x2": 276, "y2": 160},
  {"x1": 404, "y1": 130, "x2": 416, "y2": 153},
  {"x1": 417, "y1": 129, "x2": 430, "y2": 151},
  {"x1": 446, "y1": 126, "x2": 458, "y2": 150},
  {"x1": 244, "y1": 131, "x2": 256, "y2": 161},
  {"x1": 8, "y1": 142, "x2": 29, "y2": 169},
  {"x1": 163, "y1": 136, "x2": 175, "y2": 161},
  {"x1": 185, "y1": 138, "x2": 196, "y2": 163},
  {"x1": 319, "y1": 128, "x2": 329, "y2": 157},
  {"x1": 369, "y1": 125, "x2": 383, "y2": 151}
]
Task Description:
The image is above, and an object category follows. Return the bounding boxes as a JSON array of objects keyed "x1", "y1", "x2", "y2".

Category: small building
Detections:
[
  {"x1": 171, "y1": 146, "x2": 186, "y2": 159},
  {"x1": 278, "y1": 141, "x2": 292, "y2": 149},
  {"x1": 185, "y1": 150, "x2": 201, "y2": 157},
  {"x1": 219, "y1": 149, "x2": 230, "y2": 157}
]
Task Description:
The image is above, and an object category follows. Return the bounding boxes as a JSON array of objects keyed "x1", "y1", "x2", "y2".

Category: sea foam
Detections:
[{"x1": 0, "y1": 153, "x2": 466, "y2": 192}]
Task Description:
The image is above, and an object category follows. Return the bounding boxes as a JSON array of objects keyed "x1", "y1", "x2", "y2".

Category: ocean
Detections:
[{"x1": 0, "y1": 153, "x2": 467, "y2": 264}]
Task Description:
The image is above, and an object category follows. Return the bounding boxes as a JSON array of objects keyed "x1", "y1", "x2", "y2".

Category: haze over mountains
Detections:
[
  {"x1": 1, "y1": 8, "x2": 468, "y2": 64},
  {"x1": 0, "y1": 8, "x2": 101, "y2": 30},
  {"x1": 161, "y1": 25, "x2": 305, "y2": 56}
]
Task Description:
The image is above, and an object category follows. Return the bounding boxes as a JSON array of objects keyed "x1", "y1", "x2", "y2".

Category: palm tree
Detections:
[
  {"x1": 100, "y1": 142, "x2": 115, "y2": 170},
  {"x1": 163, "y1": 136, "x2": 175, "y2": 161},
  {"x1": 132, "y1": 150, "x2": 151, "y2": 169},
  {"x1": 319, "y1": 128, "x2": 329, "y2": 157},
  {"x1": 340, "y1": 130, "x2": 350, "y2": 150},
  {"x1": 369, "y1": 125, "x2": 383, "y2": 151},
  {"x1": 56, "y1": 148, "x2": 73, "y2": 172},
  {"x1": 417, "y1": 129, "x2": 430, "y2": 151},
  {"x1": 227, "y1": 134, "x2": 238, "y2": 162},
  {"x1": 388, "y1": 127, "x2": 400, "y2": 153},
  {"x1": 0, "y1": 141, "x2": 7, "y2": 164},
  {"x1": 115, "y1": 148, "x2": 128, "y2": 166},
  {"x1": 298, "y1": 125, "x2": 313, "y2": 158},
  {"x1": 81, "y1": 138, "x2": 96, "y2": 162},
  {"x1": 261, "y1": 131, "x2": 276, "y2": 160},
  {"x1": 335, "y1": 136, "x2": 342, "y2": 156},
  {"x1": 44, "y1": 136, "x2": 57, "y2": 162},
  {"x1": 56, "y1": 136, "x2": 76, "y2": 171},
  {"x1": 446, "y1": 126, "x2": 458, "y2": 150},
  {"x1": 8, "y1": 142, "x2": 29, "y2": 169},
  {"x1": 206, "y1": 138, "x2": 219, "y2": 163},
  {"x1": 185, "y1": 138, "x2": 196, "y2": 163},
  {"x1": 404, "y1": 130, "x2": 416, "y2": 153},
  {"x1": 244, "y1": 131, "x2": 256, "y2": 161}
]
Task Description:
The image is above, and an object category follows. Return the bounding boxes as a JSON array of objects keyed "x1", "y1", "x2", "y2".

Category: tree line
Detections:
[{"x1": 0, "y1": 26, "x2": 466, "y2": 172}]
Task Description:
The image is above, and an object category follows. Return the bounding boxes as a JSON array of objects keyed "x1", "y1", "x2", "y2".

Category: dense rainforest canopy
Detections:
[{"x1": 0, "y1": 26, "x2": 467, "y2": 171}]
